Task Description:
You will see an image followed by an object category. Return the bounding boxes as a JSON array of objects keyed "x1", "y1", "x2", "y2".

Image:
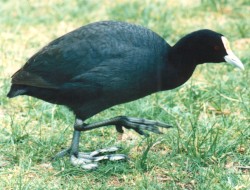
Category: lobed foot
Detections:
[
  {"x1": 54, "y1": 116, "x2": 172, "y2": 170},
  {"x1": 55, "y1": 146, "x2": 127, "y2": 170},
  {"x1": 114, "y1": 116, "x2": 172, "y2": 136},
  {"x1": 75, "y1": 116, "x2": 172, "y2": 137}
]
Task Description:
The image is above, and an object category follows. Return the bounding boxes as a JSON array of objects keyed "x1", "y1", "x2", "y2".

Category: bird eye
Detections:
[{"x1": 214, "y1": 45, "x2": 220, "y2": 51}]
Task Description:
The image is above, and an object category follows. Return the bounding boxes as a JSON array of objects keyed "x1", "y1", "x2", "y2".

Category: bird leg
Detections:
[
  {"x1": 54, "y1": 119, "x2": 127, "y2": 170},
  {"x1": 54, "y1": 116, "x2": 172, "y2": 169},
  {"x1": 74, "y1": 116, "x2": 172, "y2": 136}
]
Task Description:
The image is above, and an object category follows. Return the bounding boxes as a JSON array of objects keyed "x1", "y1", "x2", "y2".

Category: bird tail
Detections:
[{"x1": 7, "y1": 84, "x2": 27, "y2": 98}]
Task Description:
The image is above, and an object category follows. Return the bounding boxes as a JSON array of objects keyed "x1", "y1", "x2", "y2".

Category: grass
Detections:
[{"x1": 0, "y1": 0, "x2": 249, "y2": 189}]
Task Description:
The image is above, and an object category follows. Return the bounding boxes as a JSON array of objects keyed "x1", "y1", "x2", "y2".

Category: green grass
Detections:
[{"x1": 0, "y1": 0, "x2": 249, "y2": 189}]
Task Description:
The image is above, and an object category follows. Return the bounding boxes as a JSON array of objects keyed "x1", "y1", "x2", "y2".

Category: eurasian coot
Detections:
[{"x1": 7, "y1": 21, "x2": 244, "y2": 169}]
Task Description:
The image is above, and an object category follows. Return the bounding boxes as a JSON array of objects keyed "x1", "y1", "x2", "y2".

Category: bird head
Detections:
[{"x1": 172, "y1": 29, "x2": 244, "y2": 70}]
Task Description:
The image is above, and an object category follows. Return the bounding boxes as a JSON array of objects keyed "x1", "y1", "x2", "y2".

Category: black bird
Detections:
[{"x1": 7, "y1": 21, "x2": 244, "y2": 169}]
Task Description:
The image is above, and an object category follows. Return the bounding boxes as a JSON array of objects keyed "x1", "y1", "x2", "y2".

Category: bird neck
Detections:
[
  {"x1": 170, "y1": 39, "x2": 205, "y2": 66},
  {"x1": 161, "y1": 46, "x2": 198, "y2": 90},
  {"x1": 168, "y1": 44, "x2": 198, "y2": 74}
]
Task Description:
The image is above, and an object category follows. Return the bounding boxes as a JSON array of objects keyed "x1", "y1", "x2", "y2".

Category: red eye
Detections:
[{"x1": 214, "y1": 45, "x2": 220, "y2": 51}]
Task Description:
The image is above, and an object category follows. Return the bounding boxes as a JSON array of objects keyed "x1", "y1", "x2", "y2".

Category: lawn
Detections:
[{"x1": 0, "y1": 0, "x2": 249, "y2": 189}]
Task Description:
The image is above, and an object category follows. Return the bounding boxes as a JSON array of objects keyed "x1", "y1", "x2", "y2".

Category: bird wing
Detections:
[
  {"x1": 11, "y1": 68, "x2": 59, "y2": 89},
  {"x1": 11, "y1": 23, "x2": 113, "y2": 88},
  {"x1": 11, "y1": 21, "x2": 167, "y2": 92},
  {"x1": 10, "y1": 37, "x2": 95, "y2": 88}
]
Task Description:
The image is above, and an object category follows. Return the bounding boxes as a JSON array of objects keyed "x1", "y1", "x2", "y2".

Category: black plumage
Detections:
[{"x1": 7, "y1": 21, "x2": 243, "y2": 168}]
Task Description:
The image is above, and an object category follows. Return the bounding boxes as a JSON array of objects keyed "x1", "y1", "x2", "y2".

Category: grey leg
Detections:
[
  {"x1": 54, "y1": 121, "x2": 82, "y2": 158},
  {"x1": 74, "y1": 116, "x2": 172, "y2": 136},
  {"x1": 54, "y1": 116, "x2": 172, "y2": 169},
  {"x1": 54, "y1": 118, "x2": 127, "y2": 170}
]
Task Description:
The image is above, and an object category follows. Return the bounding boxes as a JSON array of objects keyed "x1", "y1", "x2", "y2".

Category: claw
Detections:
[
  {"x1": 93, "y1": 154, "x2": 127, "y2": 162},
  {"x1": 82, "y1": 163, "x2": 99, "y2": 170},
  {"x1": 120, "y1": 117, "x2": 170, "y2": 135},
  {"x1": 126, "y1": 117, "x2": 172, "y2": 128},
  {"x1": 53, "y1": 147, "x2": 71, "y2": 159},
  {"x1": 133, "y1": 128, "x2": 149, "y2": 137},
  {"x1": 89, "y1": 146, "x2": 121, "y2": 157},
  {"x1": 107, "y1": 154, "x2": 128, "y2": 161},
  {"x1": 115, "y1": 125, "x2": 124, "y2": 133},
  {"x1": 138, "y1": 124, "x2": 162, "y2": 134}
]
